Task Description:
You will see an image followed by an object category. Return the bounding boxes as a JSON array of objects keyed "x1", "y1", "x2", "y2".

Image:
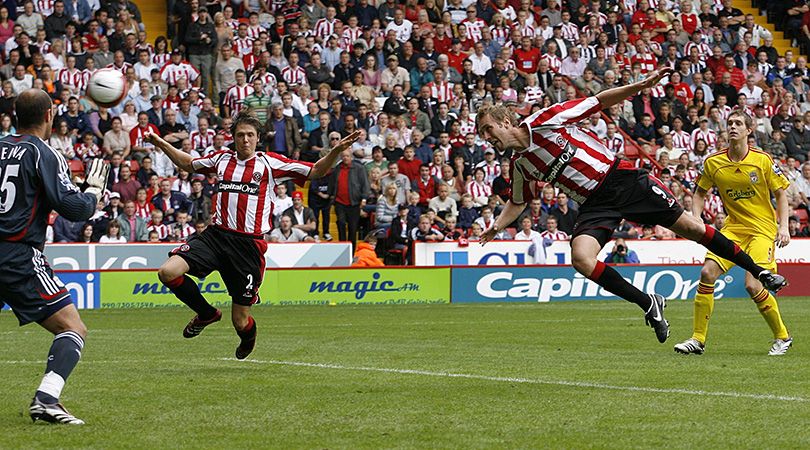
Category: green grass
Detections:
[{"x1": 1, "y1": 298, "x2": 809, "y2": 449}]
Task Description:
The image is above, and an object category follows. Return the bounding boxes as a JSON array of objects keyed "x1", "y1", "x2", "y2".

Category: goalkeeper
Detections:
[
  {"x1": 675, "y1": 110, "x2": 793, "y2": 356},
  {"x1": 0, "y1": 89, "x2": 109, "y2": 424}
]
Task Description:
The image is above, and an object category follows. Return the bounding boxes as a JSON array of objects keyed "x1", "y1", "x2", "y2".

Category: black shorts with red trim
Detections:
[
  {"x1": 572, "y1": 165, "x2": 684, "y2": 248},
  {"x1": 169, "y1": 226, "x2": 268, "y2": 306},
  {"x1": 0, "y1": 242, "x2": 72, "y2": 326}
]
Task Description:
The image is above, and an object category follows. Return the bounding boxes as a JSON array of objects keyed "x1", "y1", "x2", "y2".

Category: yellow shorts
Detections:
[{"x1": 705, "y1": 228, "x2": 777, "y2": 274}]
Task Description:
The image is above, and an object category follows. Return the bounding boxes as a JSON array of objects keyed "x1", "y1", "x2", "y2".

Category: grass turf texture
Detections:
[{"x1": 1, "y1": 298, "x2": 809, "y2": 449}]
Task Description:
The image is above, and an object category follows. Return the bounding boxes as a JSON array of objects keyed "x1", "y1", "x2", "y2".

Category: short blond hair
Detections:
[{"x1": 475, "y1": 103, "x2": 517, "y2": 132}]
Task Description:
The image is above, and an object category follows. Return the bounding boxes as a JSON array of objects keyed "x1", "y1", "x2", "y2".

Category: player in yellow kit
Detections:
[{"x1": 674, "y1": 110, "x2": 793, "y2": 356}]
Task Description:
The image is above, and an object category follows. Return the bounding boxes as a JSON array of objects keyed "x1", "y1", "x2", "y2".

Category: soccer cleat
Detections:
[
  {"x1": 182, "y1": 309, "x2": 222, "y2": 338},
  {"x1": 758, "y1": 270, "x2": 787, "y2": 293},
  {"x1": 768, "y1": 337, "x2": 793, "y2": 356},
  {"x1": 674, "y1": 338, "x2": 705, "y2": 355},
  {"x1": 29, "y1": 398, "x2": 85, "y2": 425},
  {"x1": 235, "y1": 335, "x2": 256, "y2": 360},
  {"x1": 644, "y1": 293, "x2": 669, "y2": 343}
]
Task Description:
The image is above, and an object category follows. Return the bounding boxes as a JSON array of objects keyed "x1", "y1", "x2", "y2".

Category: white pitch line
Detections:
[{"x1": 220, "y1": 358, "x2": 809, "y2": 403}]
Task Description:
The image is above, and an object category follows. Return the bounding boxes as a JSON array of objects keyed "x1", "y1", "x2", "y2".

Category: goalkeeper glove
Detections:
[{"x1": 84, "y1": 158, "x2": 110, "y2": 202}]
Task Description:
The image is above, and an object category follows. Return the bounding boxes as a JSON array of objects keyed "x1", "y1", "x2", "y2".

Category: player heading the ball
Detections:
[{"x1": 476, "y1": 68, "x2": 787, "y2": 344}]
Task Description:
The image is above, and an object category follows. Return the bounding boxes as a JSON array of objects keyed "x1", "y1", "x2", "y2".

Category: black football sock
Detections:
[
  {"x1": 35, "y1": 331, "x2": 84, "y2": 404},
  {"x1": 698, "y1": 225, "x2": 765, "y2": 276},
  {"x1": 587, "y1": 261, "x2": 652, "y2": 312},
  {"x1": 236, "y1": 316, "x2": 257, "y2": 342},
  {"x1": 163, "y1": 275, "x2": 217, "y2": 319}
]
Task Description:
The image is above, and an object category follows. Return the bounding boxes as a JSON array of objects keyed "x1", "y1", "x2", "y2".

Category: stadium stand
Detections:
[{"x1": 14, "y1": 0, "x2": 810, "y2": 259}]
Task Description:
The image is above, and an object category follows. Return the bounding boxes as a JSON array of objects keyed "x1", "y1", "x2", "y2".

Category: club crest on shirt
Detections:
[
  {"x1": 252, "y1": 172, "x2": 262, "y2": 182},
  {"x1": 749, "y1": 171, "x2": 759, "y2": 184}
]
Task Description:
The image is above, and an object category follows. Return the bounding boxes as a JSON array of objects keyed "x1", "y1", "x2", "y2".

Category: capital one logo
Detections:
[{"x1": 475, "y1": 270, "x2": 730, "y2": 302}]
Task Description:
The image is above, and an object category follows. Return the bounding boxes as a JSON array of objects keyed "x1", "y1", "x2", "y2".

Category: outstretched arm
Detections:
[
  {"x1": 310, "y1": 130, "x2": 362, "y2": 179},
  {"x1": 596, "y1": 67, "x2": 674, "y2": 109},
  {"x1": 145, "y1": 131, "x2": 194, "y2": 173}
]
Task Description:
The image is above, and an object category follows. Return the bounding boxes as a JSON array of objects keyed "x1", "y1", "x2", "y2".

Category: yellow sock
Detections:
[
  {"x1": 752, "y1": 289, "x2": 790, "y2": 340},
  {"x1": 692, "y1": 282, "x2": 715, "y2": 344}
]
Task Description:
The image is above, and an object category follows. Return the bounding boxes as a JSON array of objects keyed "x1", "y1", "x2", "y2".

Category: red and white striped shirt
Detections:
[
  {"x1": 510, "y1": 96, "x2": 614, "y2": 205},
  {"x1": 426, "y1": 81, "x2": 454, "y2": 103},
  {"x1": 489, "y1": 25, "x2": 511, "y2": 46},
  {"x1": 174, "y1": 223, "x2": 196, "y2": 241},
  {"x1": 35, "y1": 0, "x2": 54, "y2": 15},
  {"x1": 525, "y1": 86, "x2": 544, "y2": 103},
  {"x1": 314, "y1": 18, "x2": 341, "y2": 41},
  {"x1": 540, "y1": 229, "x2": 569, "y2": 240},
  {"x1": 691, "y1": 128, "x2": 718, "y2": 151},
  {"x1": 280, "y1": 65, "x2": 307, "y2": 87},
  {"x1": 130, "y1": 124, "x2": 160, "y2": 149},
  {"x1": 225, "y1": 83, "x2": 254, "y2": 117},
  {"x1": 74, "y1": 143, "x2": 101, "y2": 160},
  {"x1": 153, "y1": 53, "x2": 171, "y2": 69},
  {"x1": 517, "y1": 23, "x2": 536, "y2": 38},
  {"x1": 57, "y1": 68, "x2": 84, "y2": 93},
  {"x1": 233, "y1": 37, "x2": 254, "y2": 56},
  {"x1": 342, "y1": 27, "x2": 363, "y2": 46},
  {"x1": 135, "y1": 201, "x2": 154, "y2": 219},
  {"x1": 604, "y1": 134, "x2": 625, "y2": 154},
  {"x1": 190, "y1": 151, "x2": 314, "y2": 235},
  {"x1": 242, "y1": 53, "x2": 260, "y2": 72},
  {"x1": 465, "y1": 180, "x2": 492, "y2": 200},
  {"x1": 35, "y1": 40, "x2": 51, "y2": 54},
  {"x1": 246, "y1": 25, "x2": 263, "y2": 39},
  {"x1": 190, "y1": 129, "x2": 216, "y2": 150},
  {"x1": 159, "y1": 62, "x2": 200, "y2": 85},
  {"x1": 148, "y1": 222, "x2": 172, "y2": 240},
  {"x1": 560, "y1": 22, "x2": 580, "y2": 43},
  {"x1": 540, "y1": 53, "x2": 561, "y2": 73},
  {"x1": 106, "y1": 61, "x2": 132, "y2": 75},
  {"x1": 670, "y1": 130, "x2": 692, "y2": 154},
  {"x1": 458, "y1": 18, "x2": 482, "y2": 40},
  {"x1": 631, "y1": 53, "x2": 657, "y2": 74},
  {"x1": 474, "y1": 160, "x2": 501, "y2": 185},
  {"x1": 249, "y1": 72, "x2": 277, "y2": 93},
  {"x1": 684, "y1": 42, "x2": 711, "y2": 61}
]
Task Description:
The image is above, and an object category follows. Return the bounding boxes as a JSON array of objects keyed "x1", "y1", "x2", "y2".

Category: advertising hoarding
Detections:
[{"x1": 451, "y1": 265, "x2": 749, "y2": 303}]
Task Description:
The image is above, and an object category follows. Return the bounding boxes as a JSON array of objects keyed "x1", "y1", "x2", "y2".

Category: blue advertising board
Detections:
[{"x1": 451, "y1": 265, "x2": 748, "y2": 303}]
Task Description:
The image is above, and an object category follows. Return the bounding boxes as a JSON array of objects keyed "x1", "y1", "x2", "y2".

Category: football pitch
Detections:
[{"x1": 1, "y1": 298, "x2": 809, "y2": 449}]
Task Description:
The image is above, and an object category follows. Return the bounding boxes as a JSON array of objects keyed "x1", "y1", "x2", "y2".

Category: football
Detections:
[{"x1": 86, "y1": 68, "x2": 127, "y2": 108}]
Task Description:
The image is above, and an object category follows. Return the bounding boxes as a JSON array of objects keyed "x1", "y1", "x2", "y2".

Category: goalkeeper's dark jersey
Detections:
[{"x1": 0, "y1": 134, "x2": 96, "y2": 249}]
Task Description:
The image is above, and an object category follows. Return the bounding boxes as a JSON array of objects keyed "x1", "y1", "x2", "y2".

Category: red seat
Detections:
[{"x1": 68, "y1": 160, "x2": 84, "y2": 176}]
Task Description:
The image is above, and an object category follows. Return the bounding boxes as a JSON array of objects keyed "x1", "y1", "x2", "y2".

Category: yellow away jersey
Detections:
[{"x1": 696, "y1": 147, "x2": 790, "y2": 237}]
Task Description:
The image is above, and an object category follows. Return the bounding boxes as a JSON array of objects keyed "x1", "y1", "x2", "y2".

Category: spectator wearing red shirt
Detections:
[
  {"x1": 433, "y1": 24, "x2": 452, "y2": 54},
  {"x1": 680, "y1": 2, "x2": 699, "y2": 34},
  {"x1": 706, "y1": 46, "x2": 726, "y2": 76},
  {"x1": 446, "y1": 38, "x2": 468, "y2": 74},
  {"x1": 715, "y1": 55, "x2": 746, "y2": 90},
  {"x1": 513, "y1": 36, "x2": 541, "y2": 77},
  {"x1": 129, "y1": 112, "x2": 160, "y2": 161},
  {"x1": 112, "y1": 165, "x2": 141, "y2": 202},
  {"x1": 397, "y1": 146, "x2": 423, "y2": 182},
  {"x1": 328, "y1": 148, "x2": 370, "y2": 249},
  {"x1": 642, "y1": 9, "x2": 668, "y2": 43},
  {"x1": 412, "y1": 164, "x2": 438, "y2": 208}
]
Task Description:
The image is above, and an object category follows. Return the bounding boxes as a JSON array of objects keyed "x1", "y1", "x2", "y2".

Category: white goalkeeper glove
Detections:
[{"x1": 84, "y1": 158, "x2": 110, "y2": 202}]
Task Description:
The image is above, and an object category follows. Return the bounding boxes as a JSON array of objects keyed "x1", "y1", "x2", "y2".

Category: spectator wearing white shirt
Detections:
[
  {"x1": 738, "y1": 75, "x2": 763, "y2": 106},
  {"x1": 384, "y1": 9, "x2": 413, "y2": 43},
  {"x1": 539, "y1": 216, "x2": 570, "y2": 241},
  {"x1": 559, "y1": 47, "x2": 586, "y2": 78},
  {"x1": 514, "y1": 216, "x2": 550, "y2": 264},
  {"x1": 269, "y1": 215, "x2": 315, "y2": 242},
  {"x1": 468, "y1": 41, "x2": 492, "y2": 76}
]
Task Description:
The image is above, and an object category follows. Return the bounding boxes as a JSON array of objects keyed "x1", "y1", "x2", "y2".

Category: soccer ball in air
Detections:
[{"x1": 86, "y1": 69, "x2": 127, "y2": 108}]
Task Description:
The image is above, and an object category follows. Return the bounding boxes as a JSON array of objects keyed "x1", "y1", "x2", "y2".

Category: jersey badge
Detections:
[
  {"x1": 749, "y1": 171, "x2": 759, "y2": 184},
  {"x1": 252, "y1": 172, "x2": 262, "y2": 182}
]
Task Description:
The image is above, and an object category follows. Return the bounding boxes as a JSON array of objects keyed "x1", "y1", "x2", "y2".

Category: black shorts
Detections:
[
  {"x1": 170, "y1": 226, "x2": 269, "y2": 306},
  {"x1": 572, "y1": 165, "x2": 684, "y2": 247},
  {"x1": 0, "y1": 242, "x2": 73, "y2": 326}
]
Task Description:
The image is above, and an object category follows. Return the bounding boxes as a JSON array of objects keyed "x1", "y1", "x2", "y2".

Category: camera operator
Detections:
[{"x1": 604, "y1": 238, "x2": 640, "y2": 264}]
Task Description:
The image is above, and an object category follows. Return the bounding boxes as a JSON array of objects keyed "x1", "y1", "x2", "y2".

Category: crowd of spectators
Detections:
[{"x1": 10, "y1": 0, "x2": 810, "y2": 257}]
